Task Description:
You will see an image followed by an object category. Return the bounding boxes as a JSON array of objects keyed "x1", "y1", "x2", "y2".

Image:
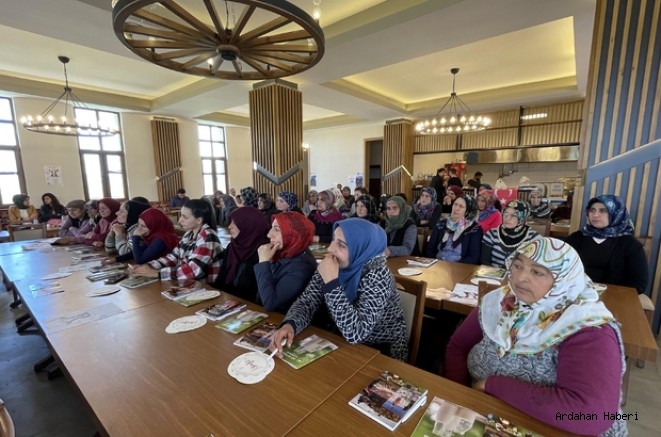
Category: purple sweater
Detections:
[{"x1": 445, "y1": 310, "x2": 622, "y2": 435}]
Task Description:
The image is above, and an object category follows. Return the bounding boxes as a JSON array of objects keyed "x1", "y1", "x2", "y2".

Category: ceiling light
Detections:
[
  {"x1": 112, "y1": 0, "x2": 325, "y2": 81},
  {"x1": 521, "y1": 112, "x2": 548, "y2": 120},
  {"x1": 20, "y1": 56, "x2": 117, "y2": 137},
  {"x1": 415, "y1": 68, "x2": 490, "y2": 135}
]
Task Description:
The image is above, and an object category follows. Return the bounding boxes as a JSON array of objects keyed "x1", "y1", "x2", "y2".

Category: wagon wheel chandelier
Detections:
[{"x1": 112, "y1": 0, "x2": 325, "y2": 80}]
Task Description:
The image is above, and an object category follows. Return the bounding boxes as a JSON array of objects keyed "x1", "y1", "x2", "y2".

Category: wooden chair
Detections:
[
  {"x1": 416, "y1": 227, "x2": 433, "y2": 255},
  {"x1": 395, "y1": 277, "x2": 427, "y2": 365},
  {"x1": 528, "y1": 219, "x2": 551, "y2": 237},
  {"x1": 477, "y1": 280, "x2": 499, "y2": 303},
  {"x1": 0, "y1": 398, "x2": 15, "y2": 437},
  {"x1": 8, "y1": 224, "x2": 47, "y2": 242}
]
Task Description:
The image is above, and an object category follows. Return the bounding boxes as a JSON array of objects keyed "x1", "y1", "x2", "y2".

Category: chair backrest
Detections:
[
  {"x1": 395, "y1": 277, "x2": 427, "y2": 365},
  {"x1": 477, "y1": 280, "x2": 500, "y2": 303},
  {"x1": 636, "y1": 236, "x2": 653, "y2": 263},
  {"x1": 416, "y1": 227, "x2": 433, "y2": 255},
  {"x1": 8, "y1": 224, "x2": 47, "y2": 242},
  {"x1": 0, "y1": 398, "x2": 15, "y2": 437},
  {"x1": 528, "y1": 219, "x2": 551, "y2": 237}
]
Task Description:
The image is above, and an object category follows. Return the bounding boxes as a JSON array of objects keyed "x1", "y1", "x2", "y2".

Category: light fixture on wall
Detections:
[
  {"x1": 112, "y1": 0, "x2": 325, "y2": 81},
  {"x1": 415, "y1": 68, "x2": 490, "y2": 135},
  {"x1": 20, "y1": 56, "x2": 117, "y2": 137}
]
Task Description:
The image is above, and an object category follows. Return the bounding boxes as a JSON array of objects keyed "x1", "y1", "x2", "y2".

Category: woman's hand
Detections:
[
  {"x1": 84, "y1": 231, "x2": 94, "y2": 239},
  {"x1": 472, "y1": 379, "x2": 486, "y2": 392},
  {"x1": 130, "y1": 264, "x2": 159, "y2": 278},
  {"x1": 384, "y1": 247, "x2": 391, "y2": 257},
  {"x1": 312, "y1": 235, "x2": 320, "y2": 243},
  {"x1": 112, "y1": 223, "x2": 125, "y2": 236},
  {"x1": 92, "y1": 241, "x2": 104, "y2": 247},
  {"x1": 318, "y1": 254, "x2": 339, "y2": 284},
  {"x1": 257, "y1": 242, "x2": 279, "y2": 262},
  {"x1": 269, "y1": 323, "x2": 294, "y2": 358}
]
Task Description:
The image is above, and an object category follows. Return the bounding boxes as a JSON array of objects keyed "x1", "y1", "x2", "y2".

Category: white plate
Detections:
[
  {"x1": 592, "y1": 282, "x2": 608, "y2": 292},
  {"x1": 165, "y1": 315, "x2": 207, "y2": 334},
  {"x1": 227, "y1": 352, "x2": 275, "y2": 384},
  {"x1": 86, "y1": 286, "x2": 121, "y2": 297},
  {"x1": 185, "y1": 289, "x2": 220, "y2": 301},
  {"x1": 41, "y1": 272, "x2": 72, "y2": 280},
  {"x1": 470, "y1": 277, "x2": 502, "y2": 286},
  {"x1": 397, "y1": 267, "x2": 422, "y2": 276}
]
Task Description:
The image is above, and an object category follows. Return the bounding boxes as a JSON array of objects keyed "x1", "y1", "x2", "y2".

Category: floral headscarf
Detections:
[
  {"x1": 240, "y1": 186, "x2": 258, "y2": 208},
  {"x1": 477, "y1": 189, "x2": 497, "y2": 222},
  {"x1": 498, "y1": 200, "x2": 531, "y2": 246},
  {"x1": 312, "y1": 189, "x2": 343, "y2": 223},
  {"x1": 480, "y1": 236, "x2": 616, "y2": 356},
  {"x1": 581, "y1": 194, "x2": 634, "y2": 238},
  {"x1": 528, "y1": 189, "x2": 551, "y2": 217},
  {"x1": 443, "y1": 195, "x2": 476, "y2": 247},
  {"x1": 414, "y1": 187, "x2": 437, "y2": 220},
  {"x1": 278, "y1": 191, "x2": 298, "y2": 211}
]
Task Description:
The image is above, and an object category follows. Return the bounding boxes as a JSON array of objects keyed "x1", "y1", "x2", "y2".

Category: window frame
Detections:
[
  {"x1": 0, "y1": 97, "x2": 27, "y2": 206},
  {"x1": 197, "y1": 124, "x2": 228, "y2": 195}
]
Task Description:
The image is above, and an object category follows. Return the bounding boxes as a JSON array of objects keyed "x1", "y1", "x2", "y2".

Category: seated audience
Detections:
[
  {"x1": 85, "y1": 200, "x2": 100, "y2": 226},
  {"x1": 133, "y1": 199, "x2": 222, "y2": 283},
  {"x1": 214, "y1": 207, "x2": 270, "y2": 299},
  {"x1": 445, "y1": 237, "x2": 626, "y2": 435},
  {"x1": 8, "y1": 194, "x2": 39, "y2": 224},
  {"x1": 351, "y1": 194, "x2": 380, "y2": 224},
  {"x1": 413, "y1": 187, "x2": 443, "y2": 228},
  {"x1": 105, "y1": 200, "x2": 151, "y2": 256},
  {"x1": 169, "y1": 188, "x2": 190, "y2": 208},
  {"x1": 270, "y1": 219, "x2": 408, "y2": 360},
  {"x1": 276, "y1": 191, "x2": 303, "y2": 214},
  {"x1": 308, "y1": 189, "x2": 343, "y2": 243},
  {"x1": 384, "y1": 196, "x2": 418, "y2": 257},
  {"x1": 218, "y1": 194, "x2": 238, "y2": 227},
  {"x1": 240, "y1": 186, "x2": 258, "y2": 208},
  {"x1": 476, "y1": 189, "x2": 502, "y2": 233},
  {"x1": 38, "y1": 193, "x2": 66, "y2": 223},
  {"x1": 479, "y1": 184, "x2": 501, "y2": 211},
  {"x1": 302, "y1": 190, "x2": 318, "y2": 215},
  {"x1": 85, "y1": 198, "x2": 121, "y2": 247},
  {"x1": 441, "y1": 186, "x2": 463, "y2": 215},
  {"x1": 257, "y1": 193, "x2": 278, "y2": 222},
  {"x1": 125, "y1": 208, "x2": 180, "y2": 264},
  {"x1": 339, "y1": 186, "x2": 354, "y2": 217},
  {"x1": 481, "y1": 200, "x2": 539, "y2": 268},
  {"x1": 58, "y1": 200, "x2": 93, "y2": 242},
  {"x1": 254, "y1": 212, "x2": 317, "y2": 313},
  {"x1": 566, "y1": 194, "x2": 648, "y2": 294},
  {"x1": 425, "y1": 195, "x2": 482, "y2": 264},
  {"x1": 528, "y1": 189, "x2": 551, "y2": 219}
]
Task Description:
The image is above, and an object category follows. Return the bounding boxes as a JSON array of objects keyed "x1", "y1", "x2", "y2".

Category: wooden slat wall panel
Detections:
[
  {"x1": 150, "y1": 119, "x2": 183, "y2": 203},
  {"x1": 415, "y1": 134, "x2": 456, "y2": 153},
  {"x1": 249, "y1": 80, "x2": 304, "y2": 204},
  {"x1": 520, "y1": 100, "x2": 583, "y2": 124},
  {"x1": 462, "y1": 128, "x2": 518, "y2": 149},
  {"x1": 383, "y1": 120, "x2": 414, "y2": 198},
  {"x1": 520, "y1": 122, "x2": 582, "y2": 145},
  {"x1": 576, "y1": 0, "x2": 661, "y2": 330}
]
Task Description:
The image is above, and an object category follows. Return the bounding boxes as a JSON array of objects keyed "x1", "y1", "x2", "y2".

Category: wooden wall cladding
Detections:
[
  {"x1": 249, "y1": 80, "x2": 304, "y2": 202},
  {"x1": 383, "y1": 120, "x2": 414, "y2": 197},
  {"x1": 150, "y1": 119, "x2": 183, "y2": 203}
]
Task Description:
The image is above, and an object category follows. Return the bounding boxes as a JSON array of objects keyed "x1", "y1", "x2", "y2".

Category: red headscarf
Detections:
[
  {"x1": 224, "y1": 207, "x2": 270, "y2": 283},
  {"x1": 271, "y1": 212, "x2": 315, "y2": 261},
  {"x1": 87, "y1": 198, "x2": 121, "y2": 243},
  {"x1": 139, "y1": 208, "x2": 180, "y2": 252}
]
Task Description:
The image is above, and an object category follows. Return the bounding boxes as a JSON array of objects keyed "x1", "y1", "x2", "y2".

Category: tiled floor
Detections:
[{"x1": 1, "y1": 287, "x2": 659, "y2": 436}]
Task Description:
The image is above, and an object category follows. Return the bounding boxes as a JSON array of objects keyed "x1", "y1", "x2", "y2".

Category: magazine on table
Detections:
[
  {"x1": 86, "y1": 270, "x2": 127, "y2": 282},
  {"x1": 215, "y1": 309, "x2": 268, "y2": 334},
  {"x1": 348, "y1": 370, "x2": 427, "y2": 431},
  {"x1": 118, "y1": 275, "x2": 159, "y2": 289},
  {"x1": 474, "y1": 265, "x2": 506, "y2": 280},
  {"x1": 71, "y1": 253, "x2": 106, "y2": 261},
  {"x1": 233, "y1": 322, "x2": 279, "y2": 353},
  {"x1": 89, "y1": 263, "x2": 128, "y2": 273},
  {"x1": 448, "y1": 283, "x2": 478, "y2": 306},
  {"x1": 410, "y1": 396, "x2": 544, "y2": 437},
  {"x1": 281, "y1": 334, "x2": 338, "y2": 370},
  {"x1": 406, "y1": 257, "x2": 438, "y2": 268},
  {"x1": 195, "y1": 300, "x2": 246, "y2": 321},
  {"x1": 160, "y1": 280, "x2": 205, "y2": 301}
]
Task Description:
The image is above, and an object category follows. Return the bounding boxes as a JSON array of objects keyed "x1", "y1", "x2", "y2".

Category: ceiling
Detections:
[{"x1": 0, "y1": 0, "x2": 597, "y2": 130}]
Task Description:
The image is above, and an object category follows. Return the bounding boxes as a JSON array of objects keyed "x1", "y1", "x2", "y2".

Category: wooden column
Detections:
[
  {"x1": 151, "y1": 118, "x2": 183, "y2": 204},
  {"x1": 249, "y1": 79, "x2": 305, "y2": 205},
  {"x1": 383, "y1": 119, "x2": 414, "y2": 198}
]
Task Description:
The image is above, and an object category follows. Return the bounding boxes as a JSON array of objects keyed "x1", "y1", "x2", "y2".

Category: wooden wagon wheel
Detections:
[{"x1": 112, "y1": 0, "x2": 325, "y2": 80}]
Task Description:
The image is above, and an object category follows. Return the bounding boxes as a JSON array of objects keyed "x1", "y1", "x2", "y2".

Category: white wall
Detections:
[{"x1": 225, "y1": 126, "x2": 253, "y2": 191}]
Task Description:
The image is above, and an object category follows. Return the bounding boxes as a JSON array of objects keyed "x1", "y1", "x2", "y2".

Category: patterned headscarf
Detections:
[
  {"x1": 353, "y1": 194, "x2": 380, "y2": 223},
  {"x1": 480, "y1": 236, "x2": 615, "y2": 356},
  {"x1": 414, "y1": 187, "x2": 437, "y2": 220},
  {"x1": 528, "y1": 189, "x2": 551, "y2": 216},
  {"x1": 477, "y1": 189, "x2": 498, "y2": 222},
  {"x1": 443, "y1": 195, "x2": 476, "y2": 247},
  {"x1": 271, "y1": 212, "x2": 314, "y2": 261},
  {"x1": 140, "y1": 208, "x2": 180, "y2": 252},
  {"x1": 499, "y1": 200, "x2": 531, "y2": 245},
  {"x1": 581, "y1": 194, "x2": 634, "y2": 238},
  {"x1": 333, "y1": 219, "x2": 387, "y2": 303},
  {"x1": 278, "y1": 191, "x2": 298, "y2": 211},
  {"x1": 240, "y1": 186, "x2": 258, "y2": 208},
  {"x1": 312, "y1": 189, "x2": 343, "y2": 223},
  {"x1": 384, "y1": 196, "x2": 412, "y2": 233},
  {"x1": 224, "y1": 207, "x2": 270, "y2": 283}
]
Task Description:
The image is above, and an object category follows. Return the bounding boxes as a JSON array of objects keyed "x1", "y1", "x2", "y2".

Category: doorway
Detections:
[{"x1": 365, "y1": 138, "x2": 383, "y2": 199}]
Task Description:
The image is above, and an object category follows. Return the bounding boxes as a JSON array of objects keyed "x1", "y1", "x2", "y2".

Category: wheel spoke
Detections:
[
  {"x1": 133, "y1": 10, "x2": 204, "y2": 40},
  {"x1": 245, "y1": 49, "x2": 310, "y2": 64},
  {"x1": 247, "y1": 54, "x2": 294, "y2": 73},
  {"x1": 156, "y1": 48, "x2": 209, "y2": 61},
  {"x1": 202, "y1": 0, "x2": 227, "y2": 43},
  {"x1": 230, "y1": 5, "x2": 256, "y2": 44},
  {"x1": 182, "y1": 53, "x2": 215, "y2": 70},
  {"x1": 243, "y1": 29, "x2": 310, "y2": 47},
  {"x1": 239, "y1": 16, "x2": 290, "y2": 43},
  {"x1": 160, "y1": 0, "x2": 217, "y2": 41}
]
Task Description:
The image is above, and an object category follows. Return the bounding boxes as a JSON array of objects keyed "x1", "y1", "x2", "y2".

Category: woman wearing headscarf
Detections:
[
  {"x1": 445, "y1": 237, "x2": 626, "y2": 436},
  {"x1": 58, "y1": 199, "x2": 93, "y2": 242},
  {"x1": 84, "y1": 198, "x2": 121, "y2": 247},
  {"x1": 413, "y1": 187, "x2": 442, "y2": 228},
  {"x1": 214, "y1": 206, "x2": 270, "y2": 299},
  {"x1": 481, "y1": 200, "x2": 539, "y2": 268},
  {"x1": 127, "y1": 208, "x2": 180, "y2": 264},
  {"x1": 38, "y1": 192, "x2": 66, "y2": 223},
  {"x1": 275, "y1": 191, "x2": 303, "y2": 214},
  {"x1": 308, "y1": 189, "x2": 344, "y2": 243},
  {"x1": 105, "y1": 200, "x2": 151, "y2": 257},
  {"x1": 240, "y1": 186, "x2": 258, "y2": 208},
  {"x1": 441, "y1": 185, "x2": 463, "y2": 215},
  {"x1": 8, "y1": 194, "x2": 38, "y2": 224},
  {"x1": 383, "y1": 196, "x2": 418, "y2": 257},
  {"x1": 425, "y1": 195, "x2": 482, "y2": 264},
  {"x1": 85, "y1": 200, "x2": 100, "y2": 226},
  {"x1": 479, "y1": 184, "x2": 502, "y2": 211},
  {"x1": 257, "y1": 193, "x2": 278, "y2": 222},
  {"x1": 566, "y1": 194, "x2": 648, "y2": 294},
  {"x1": 270, "y1": 219, "x2": 408, "y2": 361},
  {"x1": 351, "y1": 194, "x2": 380, "y2": 224},
  {"x1": 218, "y1": 194, "x2": 237, "y2": 227},
  {"x1": 302, "y1": 190, "x2": 318, "y2": 215},
  {"x1": 476, "y1": 189, "x2": 502, "y2": 233},
  {"x1": 133, "y1": 199, "x2": 222, "y2": 284},
  {"x1": 528, "y1": 189, "x2": 551, "y2": 219},
  {"x1": 254, "y1": 212, "x2": 317, "y2": 313}
]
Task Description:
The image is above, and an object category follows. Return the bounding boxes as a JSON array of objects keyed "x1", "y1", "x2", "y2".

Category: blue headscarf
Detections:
[
  {"x1": 333, "y1": 218, "x2": 387, "y2": 303},
  {"x1": 581, "y1": 194, "x2": 634, "y2": 238}
]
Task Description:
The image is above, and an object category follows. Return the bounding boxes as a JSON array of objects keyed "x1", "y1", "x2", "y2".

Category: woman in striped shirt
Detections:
[{"x1": 480, "y1": 200, "x2": 538, "y2": 268}]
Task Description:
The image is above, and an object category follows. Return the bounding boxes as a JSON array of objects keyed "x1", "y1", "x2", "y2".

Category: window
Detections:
[
  {"x1": 198, "y1": 124, "x2": 227, "y2": 195},
  {"x1": 0, "y1": 97, "x2": 26, "y2": 205},
  {"x1": 75, "y1": 108, "x2": 127, "y2": 200}
]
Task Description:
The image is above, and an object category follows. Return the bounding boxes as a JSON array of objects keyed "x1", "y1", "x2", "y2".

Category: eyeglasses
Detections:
[{"x1": 502, "y1": 212, "x2": 518, "y2": 218}]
